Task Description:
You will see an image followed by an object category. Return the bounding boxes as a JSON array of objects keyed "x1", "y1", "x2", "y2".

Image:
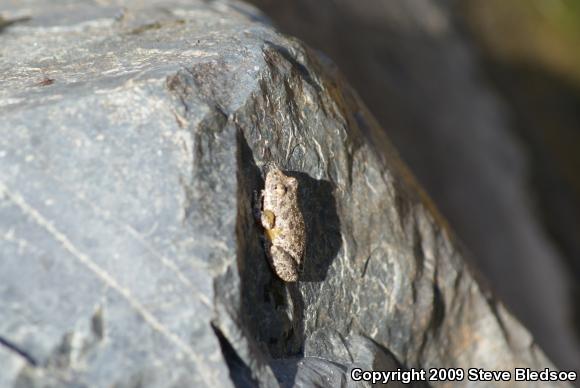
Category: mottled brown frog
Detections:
[{"x1": 255, "y1": 163, "x2": 306, "y2": 282}]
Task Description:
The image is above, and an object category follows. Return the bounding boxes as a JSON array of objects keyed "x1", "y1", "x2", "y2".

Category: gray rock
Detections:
[
  {"x1": 0, "y1": 0, "x2": 570, "y2": 387},
  {"x1": 246, "y1": 0, "x2": 580, "y2": 373}
]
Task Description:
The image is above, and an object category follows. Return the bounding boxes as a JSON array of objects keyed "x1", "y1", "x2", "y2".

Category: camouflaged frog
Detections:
[{"x1": 255, "y1": 163, "x2": 306, "y2": 282}]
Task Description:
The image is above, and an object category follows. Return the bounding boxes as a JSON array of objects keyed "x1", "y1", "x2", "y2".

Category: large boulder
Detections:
[
  {"x1": 0, "y1": 0, "x2": 570, "y2": 386},
  {"x1": 246, "y1": 0, "x2": 580, "y2": 373}
]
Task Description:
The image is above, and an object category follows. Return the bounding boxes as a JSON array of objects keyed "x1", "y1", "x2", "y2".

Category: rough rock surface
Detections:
[
  {"x1": 247, "y1": 0, "x2": 580, "y2": 373},
  {"x1": 0, "y1": 0, "x2": 568, "y2": 387}
]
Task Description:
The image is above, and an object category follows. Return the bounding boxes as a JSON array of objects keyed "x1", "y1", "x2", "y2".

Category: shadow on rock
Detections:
[
  {"x1": 285, "y1": 171, "x2": 341, "y2": 283},
  {"x1": 236, "y1": 131, "x2": 303, "y2": 359},
  {"x1": 235, "y1": 129, "x2": 342, "y2": 380},
  {"x1": 270, "y1": 331, "x2": 432, "y2": 388}
]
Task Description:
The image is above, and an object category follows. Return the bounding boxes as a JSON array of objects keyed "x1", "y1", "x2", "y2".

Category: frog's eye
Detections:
[{"x1": 275, "y1": 183, "x2": 286, "y2": 195}]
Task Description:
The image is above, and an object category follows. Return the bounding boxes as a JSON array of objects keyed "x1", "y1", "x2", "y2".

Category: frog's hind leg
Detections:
[{"x1": 269, "y1": 246, "x2": 299, "y2": 282}]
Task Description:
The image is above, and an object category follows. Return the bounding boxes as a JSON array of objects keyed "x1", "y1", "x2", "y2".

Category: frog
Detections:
[{"x1": 255, "y1": 163, "x2": 306, "y2": 282}]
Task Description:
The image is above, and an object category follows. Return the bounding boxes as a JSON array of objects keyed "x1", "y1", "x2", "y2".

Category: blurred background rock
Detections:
[{"x1": 248, "y1": 0, "x2": 580, "y2": 372}]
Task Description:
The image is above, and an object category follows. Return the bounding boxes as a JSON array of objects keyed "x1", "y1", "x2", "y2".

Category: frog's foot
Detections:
[{"x1": 269, "y1": 246, "x2": 299, "y2": 282}]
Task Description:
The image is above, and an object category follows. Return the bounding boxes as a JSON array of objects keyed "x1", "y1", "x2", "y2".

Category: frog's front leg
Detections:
[
  {"x1": 253, "y1": 190, "x2": 275, "y2": 229},
  {"x1": 261, "y1": 210, "x2": 276, "y2": 231},
  {"x1": 269, "y1": 246, "x2": 299, "y2": 282}
]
